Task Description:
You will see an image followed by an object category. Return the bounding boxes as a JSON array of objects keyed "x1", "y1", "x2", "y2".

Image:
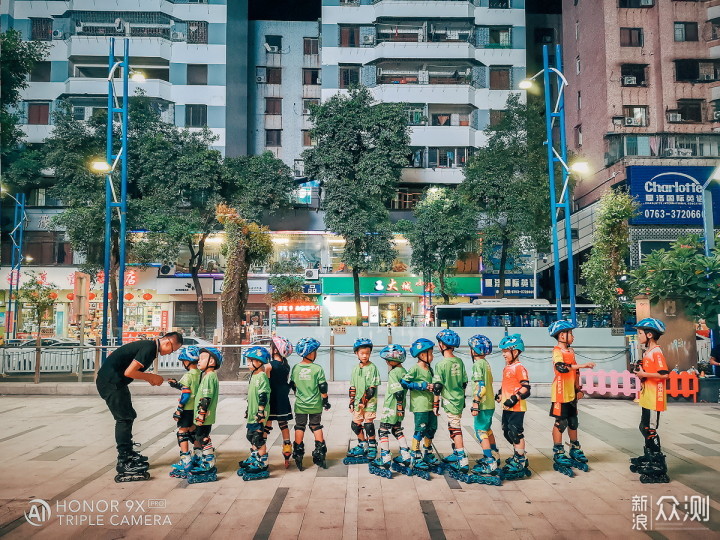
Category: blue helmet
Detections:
[
  {"x1": 498, "y1": 334, "x2": 525, "y2": 353},
  {"x1": 296, "y1": 337, "x2": 321, "y2": 358},
  {"x1": 436, "y1": 328, "x2": 461, "y2": 348},
  {"x1": 353, "y1": 337, "x2": 373, "y2": 352},
  {"x1": 200, "y1": 347, "x2": 223, "y2": 369},
  {"x1": 178, "y1": 345, "x2": 200, "y2": 364},
  {"x1": 635, "y1": 318, "x2": 666, "y2": 336},
  {"x1": 410, "y1": 338, "x2": 434, "y2": 358},
  {"x1": 468, "y1": 335, "x2": 493, "y2": 356},
  {"x1": 243, "y1": 346, "x2": 271, "y2": 365},
  {"x1": 548, "y1": 320, "x2": 577, "y2": 338},
  {"x1": 379, "y1": 344, "x2": 407, "y2": 363}
]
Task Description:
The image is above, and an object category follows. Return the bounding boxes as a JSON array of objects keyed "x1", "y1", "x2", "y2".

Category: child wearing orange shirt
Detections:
[{"x1": 630, "y1": 318, "x2": 670, "y2": 484}]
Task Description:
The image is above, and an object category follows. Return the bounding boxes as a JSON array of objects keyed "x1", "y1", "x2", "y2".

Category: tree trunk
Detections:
[
  {"x1": 497, "y1": 235, "x2": 510, "y2": 298},
  {"x1": 189, "y1": 233, "x2": 210, "y2": 338},
  {"x1": 220, "y1": 233, "x2": 248, "y2": 380},
  {"x1": 352, "y1": 266, "x2": 362, "y2": 326},
  {"x1": 439, "y1": 267, "x2": 450, "y2": 305},
  {"x1": 33, "y1": 308, "x2": 42, "y2": 384},
  {"x1": 609, "y1": 246, "x2": 624, "y2": 328}
]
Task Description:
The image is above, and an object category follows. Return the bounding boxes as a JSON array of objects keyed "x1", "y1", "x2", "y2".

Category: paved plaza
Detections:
[{"x1": 0, "y1": 393, "x2": 718, "y2": 539}]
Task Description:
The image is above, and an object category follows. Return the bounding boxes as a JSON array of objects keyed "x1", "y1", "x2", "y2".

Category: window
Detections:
[
  {"x1": 621, "y1": 64, "x2": 647, "y2": 86},
  {"x1": 577, "y1": 91, "x2": 581, "y2": 110},
  {"x1": 576, "y1": 56, "x2": 581, "y2": 74},
  {"x1": 302, "y1": 130, "x2": 315, "y2": 147},
  {"x1": 185, "y1": 104, "x2": 207, "y2": 127},
  {"x1": 19, "y1": 232, "x2": 72, "y2": 265},
  {"x1": 575, "y1": 21, "x2": 579, "y2": 40},
  {"x1": 673, "y1": 60, "x2": 718, "y2": 82},
  {"x1": 427, "y1": 147, "x2": 474, "y2": 168},
  {"x1": 574, "y1": 125, "x2": 583, "y2": 147},
  {"x1": 267, "y1": 67, "x2": 282, "y2": 84},
  {"x1": 27, "y1": 102, "x2": 50, "y2": 125},
  {"x1": 303, "y1": 98, "x2": 319, "y2": 114},
  {"x1": 406, "y1": 106, "x2": 425, "y2": 126},
  {"x1": 30, "y1": 62, "x2": 51, "y2": 82},
  {"x1": 303, "y1": 68, "x2": 320, "y2": 85},
  {"x1": 619, "y1": 0, "x2": 654, "y2": 7},
  {"x1": 31, "y1": 18, "x2": 53, "y2": 41},
  {"x1": 304, "y1": 37, "x2": 319, "y2": 55},
  {"x1": 266, "y1": 129, "x2": 282, "y2": 147},
  {"x1": 622, "y1": 105, "x2": 648, "y2": 126},
  {"x1": 674, "y1": 22, "x2": 698, "y2": 42},
  {"x1": 489, "y1": 109, "x2": 506, "y2": 126},
  {"x1": 265, "y1": 35, "x2": 282, "y2": 50},
  {"x1": 340, "y1": 26, "x2": 360, "y2": 47},
  {"x1": 489, "y1": 0, "x2": 510, "y2": 7},
  {"x1": 187, "y1": 64, "x2": 208, "y2": 85},
  {"x1": 339, "y1": 66, "x2": 359, "y2": 88},
  {"x1": 677, "y1": 100, "x2": 704, "y2": 122},
  {"x1": 620, "y1": 28, "x2": 644, "y2": 47},
  {"x1": 188, "y1": 21, "x2": 208, "y2": 44},
  {"x1": 489, "y1": 67, "x2": 511, "y2": 90},
  {"x1": 490, "y1": 27, "x2": 512, "y2": 47},
  {"x1": 73, "y1": 106, "x2": 86, "y2": 121},
  {"x1": 265, "y1": 97, "x2": 282, "y2": 115}
]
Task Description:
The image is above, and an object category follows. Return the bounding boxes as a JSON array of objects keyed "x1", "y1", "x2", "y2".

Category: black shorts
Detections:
[
  {"x1": 176, "y1": 410, "x2": 194, "y2": 428},
  {"x1": 501, "y1": 410, "x2": 525, "y2": 432},
  {"x1": 549, "y1": 402, "x2": 578, "y2": 419}
]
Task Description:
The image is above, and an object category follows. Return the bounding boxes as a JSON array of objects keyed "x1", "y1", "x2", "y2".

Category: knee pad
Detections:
[
  {"x1": 378, "y1": 427, "x2": 390, "y2": 439},
  {"x1": 475, "y1": 429, "x2": 489, "y2": 442},
  {"x1": 351, "y1": 421, "x2": 363, "y2": 436},
  {"x1": 247, "y1": 429, "x2": 265, "y2": 449},
  {"x1": 554, "y1": 418, "x2": 569, "y2": 433},
  {"x1": 424, "y1": 428, "x2": 437, "y2": 440},
  {"x1": 177, "y1": 430, "x2": 194, "y2": 446},
  {"x1": 199, "y1": 435, "x2": 212, "y2": 450},
  {"x1": 363, "y1": 422, "x2": 376, "y2": 438},
  {"x1": 309, "y1": 422, "x2": 323, "y2": 432},
  {"x1": 278, "y1": 420, "x2": 289, "y2": 431},
  {"x1": 391, "y1": 425, "x2": 404, "y2": 439},
  {"x1": 263, "y1": 424, "x2": 273, "y2": 435},
  {"x1": 295, "y1": 416, "x2": 308, "y2": 432},
  {"x1": 503, "y1": 424, "x2": 523, "y2": 445},
  {"x1": 449, "y1": 426, "x2": 462, "y2": 440},
  {"x1": 568, "y1": 416, "x2": 579, "y2": 431}
]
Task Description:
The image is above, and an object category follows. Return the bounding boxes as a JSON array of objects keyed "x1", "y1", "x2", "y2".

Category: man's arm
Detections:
[{"x1": 124, "y1": 360, "x2": 163, "y2": 386}]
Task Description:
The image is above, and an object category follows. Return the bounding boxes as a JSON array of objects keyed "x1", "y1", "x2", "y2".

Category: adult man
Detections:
[
  {"x1": 96, "y1": 332, "x2": 183, "y2": 480},
  {"x1": 709, "y1": 342, "x2": 720, "y2": 378}
]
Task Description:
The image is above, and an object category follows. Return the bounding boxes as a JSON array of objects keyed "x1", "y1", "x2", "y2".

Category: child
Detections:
[
  {"x1": 432, "y1": 329, "x2": 469, "y2": 472},
  {"x1": 267, "y1": 336, "x2": 294, "y2": 468},
  {"x1": 239, "y1": 346, "x2": 272, "y2": 481},
  {"x1": 399, "y1": 338, "x2": 439, "y2": 478},
  {"x1": 630, "y1": 318, "x2": 670, "y2": 484},
  {"x1": 369, "y1": 344, "x2": 410, "y2": 478},
  {"x1": 496, "y1": 334, "x2": 531, "y2": 480},
  {"x1": 290, "y1": 337, "x2": 331, "y2": 470},
  {"x1": 188, "y1": 347, "x2": 222, "y2": 483},
  {"x1": 345, "y1": 338, "x2": 381, "y2": 465},
  {"x1": 167, "y1": 346, "x2": 202, "y2": 478},
  {"x1": 547, "y1": 320, "x2": 595, "y2": 476},
  {"x1": 467, "y1": 334, "x2": 501, "y2": 485}
]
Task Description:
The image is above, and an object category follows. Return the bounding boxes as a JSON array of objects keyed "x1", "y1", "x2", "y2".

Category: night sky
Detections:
[{"x1": 249, "y1": 0, "x2": 321, "y2": 21}]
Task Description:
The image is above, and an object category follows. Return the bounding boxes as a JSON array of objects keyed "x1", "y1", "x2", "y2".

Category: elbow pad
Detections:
[
  {"x1": 519, "y1": 382, "x2": 531, "y2": 399},
  {"x1": 319, "y1": 381, "x2": 329, "y2": 394},
  {"x1": 258, "y1": 392, "x2": 268, "y2": 407},
  {"x1": 554, "y1": 362, "x2": 571, "y2": 374},
  {"x1": 198, "y1": 397, "x2": 211, "y2": 413},
  {"x1": 433, "y1": 382, "x2": 443, "y2": 396},
  {"x1": 178, "y1": 387, "x2": 191, "y2": 407},
  {"x1": 658, "y1": 370, "x2": 669, "y2": 376},
  {"x1": 289, "y1": 380, "x2": 296, "y2": 392},
  {"x1": 393, "y1": 390, "x2": 405, "y2": 402},
  {"x1": 364, "y1": 387, "x2": 376, "y2": 400}
]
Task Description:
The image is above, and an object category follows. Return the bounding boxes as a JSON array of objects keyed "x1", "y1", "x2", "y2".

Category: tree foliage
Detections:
[
  {"x1": 580, "y1": 189, "x2": 638, "y2": 327},
  {"x1": 632, "y1": 234, "x2": 720, "y2": 328},
  {"x1": 268, "y1": 257, "x2": 307, "y2": 305},
  {"x1": 460, "y1": 94, "x2": 552, "y2": 296},
  {"x1": 303, "y1": 86, "x2": 410, "y2": 324}
]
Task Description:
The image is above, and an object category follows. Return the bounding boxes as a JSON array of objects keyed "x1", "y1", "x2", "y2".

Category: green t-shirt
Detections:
[
  {"x1": 194, "y1": 370, "x2": 219, "y2": 425},
  {"x1": 247, "y1": 371, "x2": 271, "y2": 422},
  {"x1": 350, "y1": 362, "x2": 381, "y2": 412},
  {"x1": 432, "y1": 356, "x2": 468, "y2": 415},
  {"x1": 471, "y1": 358, "x2": 495, "y2": 410},
  {"x1": 290, "y1": 362, "x2": 327, "y2": 414},
  {"x1": 380, "y1": 366, "x2": 407, "y2": 423},
  {"x1": 178, "y1": 368, "x2": 202, "y2": 411},
  {"x1": 403, "y1": 363, "x2": 434, "y2": 413}
]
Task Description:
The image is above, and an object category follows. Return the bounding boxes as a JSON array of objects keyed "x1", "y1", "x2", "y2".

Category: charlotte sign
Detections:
[{"x1": 627, "y1": 166, "x2": 719, "y2": 226}]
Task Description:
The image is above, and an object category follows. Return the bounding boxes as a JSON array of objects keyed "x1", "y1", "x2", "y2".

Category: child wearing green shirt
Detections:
[
  {"x1": 188, "y1": 347, "x2": 222, "y2": 484},
  {"x1": 345, "y1": 338, "x2": 381, "y2": 465},
  {"x1": 168, "y1": 346, "x2": 202, "y2": 478},
  {"x1": 432, "y1": 329, "x2": 469, "y2": 471},
  {"x1": 239, "y1": 346, "x2": 272, "y2": 481},
  {"x1": 290, "y1": 337, "x2": 331, "y2": 470}
]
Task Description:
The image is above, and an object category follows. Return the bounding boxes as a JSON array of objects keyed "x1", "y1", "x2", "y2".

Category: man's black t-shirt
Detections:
[
  {"x1": 711, "y1": 346, "x2": 720, "y2": 377},
  {"x1": 97, "y1": 340, "x2": 158, "y2": 386}
]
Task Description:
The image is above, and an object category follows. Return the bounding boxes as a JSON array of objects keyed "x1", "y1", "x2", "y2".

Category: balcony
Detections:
[{"x1": 604, "y1": 133, "x2": 720, "y2": 166}]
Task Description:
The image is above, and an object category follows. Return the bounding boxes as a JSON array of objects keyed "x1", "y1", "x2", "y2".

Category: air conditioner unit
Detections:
[
  {"x1": 362, "y1": 34, "x2": 375, "y2": 45},
  {"x1": 624, "y1": 117, "x2": 640, "y2": 126},
  {"x1": 171, "y1": 31, "x2": 186, "y2": 40},
  {"x1": 52, "y1": 29, "x2": 65, "y2": 40},
  {"x1": 256, "y1": 74, "x2": 266, "y2": 83},
  {"x1": 304, "y1": 268, "x2": 320, "y2": 280},
  {"x1": 622, "y1": 76, "x2": 637, "y2": 86},
  {"x1": 713, "y1": 111, "x2": 720, "y2": 121},
  {"x1": 250, "y1": 265, "x2": 267, "y2": 274},
  {"x1": 639, "y1": 0, "x2": 653, "y2": 6},
  {"x1": 159, "y1": 263, "x2": 176, "y2": 276},
  {"x1": 667, "y1": 113, "x2": 682, "y2": 122},
  {"x1": 676, "y1": 147, "x2": 692, "y2": 157},
  {"x1": 265, "y1": 44, "x2": 279, "y2": 53}
]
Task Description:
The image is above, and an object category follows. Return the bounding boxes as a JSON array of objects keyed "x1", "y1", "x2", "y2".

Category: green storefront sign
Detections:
[{"x1": 322, "y1": 276, "x2": 482, "y2": 296}]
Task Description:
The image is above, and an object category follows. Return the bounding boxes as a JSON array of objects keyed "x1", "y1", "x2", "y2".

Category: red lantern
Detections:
[
  {"x1": 49, "y1": 292, "x2": 58, "y2": 300},
  {"x1": 67, "y1": 293, "x2": 75, "y2": 301},
  {"x1": 143, "y1": 293, "x2": 153, "y2": 300},
  {"x1": 89, "y1": 292, "x2": 97, "y2": 300},
  {"x1": 108, "y1": 292, "x2": 113, "y2": 300},
  {"x1": 125, "y1": 293, "x2": 134, "y2": 301}
]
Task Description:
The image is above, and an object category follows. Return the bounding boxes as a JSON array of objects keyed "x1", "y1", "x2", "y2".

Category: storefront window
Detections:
[
  {"x1": 271, "y1": 233, "x2": 326, "y2": 271},
  {"x1": 174, "y1": 301, "x2": 218, "y2": 339},
  {"x1": 123, "y1": 302, "x2": 166, "y2": 340}
]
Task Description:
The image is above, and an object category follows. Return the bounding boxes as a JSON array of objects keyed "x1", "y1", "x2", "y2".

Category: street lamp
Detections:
[
  {"x1": 702, "y1": 165, "x2": 720, "y2": 257},
  {"x1": 1, "y1": 186, "x2": 27, "y2": 340}
]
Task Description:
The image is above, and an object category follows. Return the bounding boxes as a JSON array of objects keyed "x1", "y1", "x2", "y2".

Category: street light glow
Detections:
[
  {"x1": 518, "y1": 79, "x2": 533, "y2": 90},
  {"x1": 91, "y1": 160, "x2": 112, "y2": 173},
  {"x1": 570, "y1": 160, "x2": 590, "y2": 175},
  {"x1": 130, "y1": 70, "x2": 146, "y2": 83}
]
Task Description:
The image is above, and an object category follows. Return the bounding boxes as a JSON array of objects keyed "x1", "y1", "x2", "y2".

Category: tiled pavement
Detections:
[{"x1": 0, "y1": 394, "x2": 719, "y2": 539}]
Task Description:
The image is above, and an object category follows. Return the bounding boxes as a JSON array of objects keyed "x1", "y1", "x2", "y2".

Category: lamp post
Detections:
[
  {"x1": 2, "y1": 188, "x2": 27, "y2": 340},
  {"x1": 702, "y1": 165, "x2": 720, "y2": 257}
]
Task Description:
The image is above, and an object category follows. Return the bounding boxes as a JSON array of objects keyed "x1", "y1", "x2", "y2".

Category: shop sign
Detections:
[
  {"x1": 267, "y1": 282, "x2": 322, "y2": 295},
  {"x1": 482, "y1": 274, "x2": 534, "y2": 297},
  {"x1": 161, "y1": 311, "x2": 169, "y2": 331},
  {"x1": 157, "y1": 278, "x2": 213, "y2": 295},
  {"x1": 213, "y1": 279, "x2": 268, "y2": 295},
  {"x1": 627, "y1": 166, "x2": 720, "y2": 226},
  {"x1": 322, "y1": 276, "x2": 481, "y2": 296},
  {"x1": 275, "y1": 301, "x2": 321, "y2": 318}
]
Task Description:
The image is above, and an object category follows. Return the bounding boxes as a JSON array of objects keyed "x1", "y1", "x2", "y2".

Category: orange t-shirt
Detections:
[
  {"x1": 639, "y1": 346, "x2": 668, "y2": 412},
  {"x1": 501, "y1": 361, "x2": 530, "y2": 412},
  {"x1": 551, "y1": 346, "x2": 577, "y2": 404}
]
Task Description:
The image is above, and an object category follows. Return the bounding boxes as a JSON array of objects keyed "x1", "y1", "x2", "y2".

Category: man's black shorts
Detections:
[
  {"x1": 549, "y1": 401, "x2": 578, "y2": 419},
  {"x1": 177, "y1": 409, "x2": 194, "y2": 428}
]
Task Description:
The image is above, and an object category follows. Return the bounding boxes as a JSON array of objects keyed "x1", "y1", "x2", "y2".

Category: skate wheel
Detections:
[{"x1": 629, "y1": 465, "x2": 638, "y2": 473}]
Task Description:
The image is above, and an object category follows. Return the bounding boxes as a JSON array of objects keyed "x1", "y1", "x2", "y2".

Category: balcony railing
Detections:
[{"x1": 605, "y1": 133, "x2": 720, "y2": 166}]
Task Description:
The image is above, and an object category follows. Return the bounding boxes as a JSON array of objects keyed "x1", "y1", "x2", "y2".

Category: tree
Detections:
[
  {"x1": 580, "y1": 189, "x2": 638, "y2": 327},
  {"x1": 267, "y1": 257, "x2": 308, "y2": 327},
  {"x1": 17, "y1": 271, "x2": 58, "y2": 384},
  {"x1": 216, "y1": 204, "x2": 273, "y2": 379},
  {"x1": 303, "y1": 86, "x2": 410, "y2": 324},
  {"x1": 398, "y1": 188, "x2": 478, "y2": 304},
  {"x1": 0, "y1": 30, "x2": 49, "y2": 164},
  {"x1": 632, "y1": 234, "x2": 720, "y2": 329},
  {"x1": 460, "y1": 94, "x2": 552, "y2": 297}
]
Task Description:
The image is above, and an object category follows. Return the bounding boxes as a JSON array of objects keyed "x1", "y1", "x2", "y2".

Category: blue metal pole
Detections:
[
  {"x1": 6, "y1": 193, "x2": 26, "y2": 340},
  {"x1": 102, "y1": 38, "x2": 115, "y2": 359},
  {"x1": 702, "y1": 186, "x2": 715, "y2": 257},
  {"x1": 542, "y1": 45, "x2": 563, "y2": 320},
  {"x1": 116, "y1": 38, "x2": 130, "y2": 346},
  {"x1": 6, "y1": 202, "x2": 19, "y2": 340},
  {"x1": 555, "y1": 44, "x2": 577, "y2": 324}
]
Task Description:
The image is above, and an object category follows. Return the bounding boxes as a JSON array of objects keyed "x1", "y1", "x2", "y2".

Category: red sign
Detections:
[
  {"x1": 276, "y1": 301, "x2": 321, "y2": 318},
  {"x1": 161, "y1": 311, "x2": 169, "y2": 331}
]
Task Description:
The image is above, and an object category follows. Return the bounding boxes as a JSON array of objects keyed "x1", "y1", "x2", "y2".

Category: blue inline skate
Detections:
[
  {"x1": 170, "y1": 452, "x2": 193, "y2": 479},
  {"x1": 343, "y1": 443, "x2": 369, "y2": 465},
  {"x1": 390, "y1": 448, "x2": 415, "y2": 477},
  {"x1": 242, "y1": 454, "x2": 270, "y2": 481},
  {"x1": 467, "y1": 455, "x2": 503, "y2": 486},
  {"x1": 188, "y1": 453, "x2": 218, "y2": 483},
  {"x1": 236, "y1": 452, "x2": 256, "y2": 476},
  {"x1": 552, "y1": 445, "x2": 575, "y2": 477},
  {"x1": 500, "y1": 452, "x2": 531, "y2": 481},
  {"x1": 423, "y1": 449, "x2": 445, "y2": 475},
  {"x1": 368, "y1": 450, "x2": 393, "y2": 479},
  {"x1": 568, "y1": 441, "x2": 589, "y2": 473}
]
